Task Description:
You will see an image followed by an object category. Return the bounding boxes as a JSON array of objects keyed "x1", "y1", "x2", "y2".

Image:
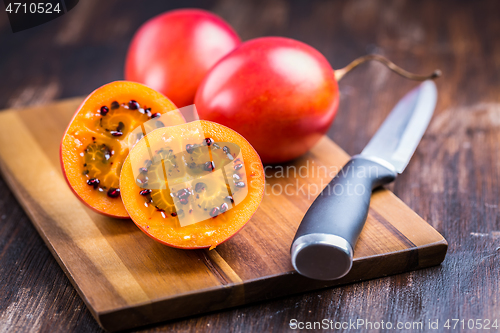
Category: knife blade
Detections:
[
  {"x1": 290, "y1": 80, "x2": 438, "y2": 281},
  {"x1": 361, "y1": 80, "x2": 437, "y2": 173}
]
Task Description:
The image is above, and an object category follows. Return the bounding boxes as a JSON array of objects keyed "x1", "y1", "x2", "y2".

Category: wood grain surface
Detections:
[
  {"x1": 0, "y1": 100, "x2": 445, "y2": 331},
  {"x1": 0, "y1": 0, "x2": 499, "y2": 332}
]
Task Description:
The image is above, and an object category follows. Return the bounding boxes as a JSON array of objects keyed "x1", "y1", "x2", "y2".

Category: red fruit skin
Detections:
[
  {"x1": 195, "y1": 37, "x2": 339, "y2": 164},
  {"x1": 125, "y1": 9, "x2": 241, "y2": 108}
]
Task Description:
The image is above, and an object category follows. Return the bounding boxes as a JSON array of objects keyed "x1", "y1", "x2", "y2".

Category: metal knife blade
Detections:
[{"x1": 361, "y1": 80, "x2": 437, "y2": 173}]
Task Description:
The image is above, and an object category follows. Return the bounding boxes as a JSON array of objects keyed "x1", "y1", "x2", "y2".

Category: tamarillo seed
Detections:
[
  {"x1": 209, "y1": 207, "x2": 220, "y2": 217},
  {"x1": 110, "y1": 131, "x2": 123, "y2": 137},
  {"x1": 195, "y1": 182, "x2": 206, "y2": 193},
  {"x1": 128, "y1": 100, "x2": 139, "y2": 110},
  {"x1": 139, "y1": 189, "x2": 151, "y2": 196},
  {"x1": 223, "y1": 146, "x2": 230, "y2": 153},
  {"x1": 136, "y1": 173, "x2": 148, "y2": 185},
  {"x1": 233, "y1": 174, "x2": 241, "y2": 180},
  {"x1": 234, "y1": 163, "x2": 243, "y2": 170},
  {"x1": 220, "y1": 202, "x2": 229, "y2": 213},
  {"x1": 179, "y1": 198, "x2": 189, "y2": 205},
  {"x1": 204, "y1": 138, "x2": 214, "y2": 146},
  {"x1": 107, "y1": 188, "x2": 120, "y2": 198},
  {"x1": 110, "y1": 101, "x2": 119, "y2": 109},
  {"x1": 171, "y1": 212, "x2": 178, "y2": 217},
  {"x1": 87, "y1": 178, "x2": 100, "y2": 189},
  {"x1": 235, "y1": 181, "x2": 246, "y2": 188},
  {"x1": 100, "y1": 144, "x2": 112, "y2": 160},
  {"x1": 186, "y1": 144, "x2": 196, "y2": 154},
  {"x1": 151, "y1": 113, "x2": 161, "y2": 118},
  {"x1": 139, "y1": 167, "x2": 148, "y2": 174},
  {"x1": 100, "y1": 106, "x2": 109, "y2": 116},
  {"x1": 177, "y1": 188, "x2": 190, "y2": 200},
  {"x1": 203, "y1": 161, "x2": 215, "y2": 171},
  {"x1": 225, "y1": 196, "x2": 234, "y2": 203},
  {"x1": 117, "y1": 121, "x2": 125, "y2": 131}
]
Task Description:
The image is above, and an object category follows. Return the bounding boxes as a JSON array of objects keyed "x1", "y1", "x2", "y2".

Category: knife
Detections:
[{"x1": 290, "y1": 80, "x2": 438, "y2": 281}]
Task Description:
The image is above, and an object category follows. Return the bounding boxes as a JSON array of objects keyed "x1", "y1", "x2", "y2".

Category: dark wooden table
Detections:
[{"x1": 1, "y1": 0, "x2": 499, "y2": 332}]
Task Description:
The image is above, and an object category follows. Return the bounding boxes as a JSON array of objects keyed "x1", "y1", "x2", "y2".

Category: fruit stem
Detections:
[{"x1": 334, "y1": 54, "x2": 441, "y2": 81}]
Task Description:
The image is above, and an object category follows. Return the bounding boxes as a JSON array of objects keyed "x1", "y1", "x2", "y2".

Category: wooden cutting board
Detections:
[{"x1": 0, "y1": 98, "x2": 447, "y2": 332}]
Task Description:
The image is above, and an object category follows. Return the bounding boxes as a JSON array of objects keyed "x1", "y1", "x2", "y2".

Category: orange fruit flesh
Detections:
[
  {"x1": 120, "y1": 120, "x2": 265, "y2": 249},
  {"x1": 60, "y1": 81, "x2": 183, "y2": 218}
]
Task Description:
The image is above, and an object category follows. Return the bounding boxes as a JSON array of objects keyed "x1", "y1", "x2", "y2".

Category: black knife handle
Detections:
[{"x1": 290, "y1": 155, "x2": 397, "y2": 280}]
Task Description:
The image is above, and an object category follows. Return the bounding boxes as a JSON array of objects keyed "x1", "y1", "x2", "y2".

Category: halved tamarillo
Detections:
[
  {"x1": 120, "y1": 120, "x2": 265, "y2": 249},
  {"x1": 60, "y1": 81, "x2": 184, "y2": 218}
]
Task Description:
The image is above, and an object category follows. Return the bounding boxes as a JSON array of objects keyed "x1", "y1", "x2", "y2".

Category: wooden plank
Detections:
[{"x1": 0, "y1": 99, "x2": 447, "y2": 332}]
